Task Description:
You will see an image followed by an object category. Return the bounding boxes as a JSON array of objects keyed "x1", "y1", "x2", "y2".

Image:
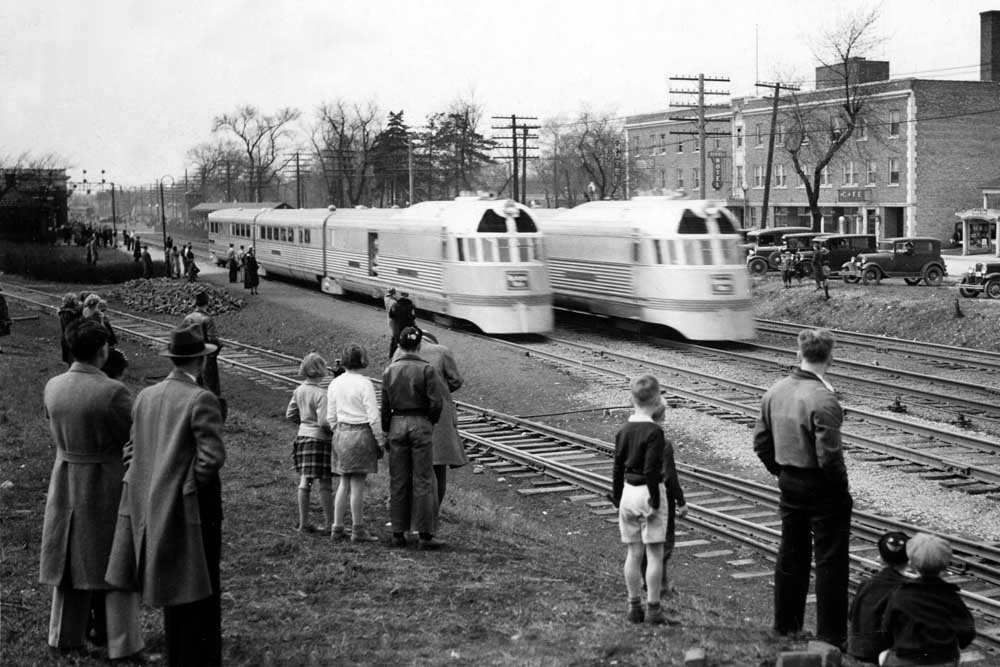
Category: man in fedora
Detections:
[{"x1": 106, "y1": 322, "x2": 226, "y2": 667}]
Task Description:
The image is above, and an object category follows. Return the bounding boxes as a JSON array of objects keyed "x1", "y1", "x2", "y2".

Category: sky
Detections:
[{"x1": 0, "y1": 0, "x2": 992, "y2": 187}]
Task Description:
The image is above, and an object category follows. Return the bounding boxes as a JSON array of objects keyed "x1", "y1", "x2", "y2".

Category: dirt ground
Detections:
[{"x1": 1, "y1": 268, "x2": 993, "y2": 666}]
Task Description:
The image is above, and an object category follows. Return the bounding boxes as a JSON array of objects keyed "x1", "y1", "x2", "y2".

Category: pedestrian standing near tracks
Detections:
[
  {"x1": 387, "y1": 291, "x2": 416, "y2": 358},
  {"x1": 106, "y1": 323, "x2": 226, "y2": 667},
  {"x1": 140, "y1": 246, "x2": 153, "y2": 279},
  {"x1": 57, "y1": 293, "x2": 81, "y2": 365},
  {"x1": 243, "y1": 248, "x2": 259, "y2": 295},
  {"x1": 813, "y1": 242, "x2": 831, "y2": 299},
  {"x1": 287, "y1": 352, "x2": 334, "y2": 534},
  {"x1": 611, "y1": 374, "x2": 686, "y2": 625},
  {"x1": 0, "y1": 286, "x2": 11, "y2": 354},
  {"x1": 381, "y1": 327, "x2": 443, "y2": 549},
  {"x1": 753, "y1": 328, "x2": 851, "y2": 649},
  {"x1": 170, "y1": 244, "x2": 181, "y2": 280},
  {"x1": 182, "y1": 290, "x2": 223, "y2": 403},
  {"x1": 237, "y1": 245, "x2": 246, "y2": 282},
  {"x1": 39, "y1": 319, "x2": 145, "y2": 662},
  {"x1": 393, "y1": 333, "x2": 466, "y2": 512},
  {"x1": 132, "y1": 237, "x2": 141, "y2": 263},
  {"x1": 327, "y1": 343, "x2": 384, "y2": 543},
  {"x1": 227, "y1": 243, "x2": 238, "y2": 283}
]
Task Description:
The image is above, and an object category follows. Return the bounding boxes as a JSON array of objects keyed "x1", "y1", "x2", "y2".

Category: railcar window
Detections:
[
  {"x1": 653, "y1": 240, "x2": 663, "y2": 264},
  {"x1": 678, "y1": 211, "x2": 708, "y2": 234},
  {"x1": 516, "y1": 239, "x2": 532, "y2": 262},
  {"x1": 456, "y1": 239, "x2": 465, "y2": 261},
  {"x1": 280, "y1": 228, "x2": 287, "y2": 243},
  {"x1": 723, "y1": 240, "x2": 743, "y2": 264},
  {"x1": 514, "y1": 212, "x2": 537, "y2": 233},
  {"x1": 477, "y1": 210, "x2": 508, "y2": 233},
  {"x1": 303, "y1": 229, "x2": 310, "y2": 244},
  {"x1": 699, "y1": 240, "x2": 713, "y2": 264},
  {"x1": 661, "y1": 240, "x2": 674, "y2": 265},
  {"x1": 714, "y1": 215, "x2": 737, "y2": 235}
]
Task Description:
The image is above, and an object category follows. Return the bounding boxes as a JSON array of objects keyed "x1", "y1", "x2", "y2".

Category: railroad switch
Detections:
[{"x1": 887, "y1": 396, "x2": 908, "y2": 413}]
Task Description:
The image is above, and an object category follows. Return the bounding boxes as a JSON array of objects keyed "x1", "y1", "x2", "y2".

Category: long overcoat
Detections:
[
  {"x1": 39, "y1": 363, "x2": 132, "y2": 589},
  {"x1": 105, "y1": 370, "x2": 225, "y2": 606}
]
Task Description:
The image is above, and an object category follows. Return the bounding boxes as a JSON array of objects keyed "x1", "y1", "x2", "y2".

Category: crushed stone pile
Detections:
[{"x1": 106, "y1": 279, "x2": 246, "y2": 316}]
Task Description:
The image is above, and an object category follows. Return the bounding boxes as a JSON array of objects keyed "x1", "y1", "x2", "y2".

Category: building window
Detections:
[
  {"x1": 776, "y1": 123, "x2": 784, "y2": 145},
  {"x1": 649, "y1": 134, "x2": 656, "y2": 152},
  {"x1": 693, "y1": 168, "x2": 700, "y2": 189},
  {"x1": 694, "y1": 141, "x2": 700, "y2": 152},
  {"x1": 660, "y1": 134, "x2": 667, "y2": 154},
  {"x1": 888, "y1": 158, "x2": 900, "y2": 185},
  {"x1": 775, "y1": 164, "x2": 786, "y2": 188},
  {"x1": 736, "y1": 165, "x2": 745, "y2": 189},
  {"x1": 659, "y1": 169, "x2": 665, "y2": 188},
  {"x1": 676, "y1": 168, "x2": 684, "y2": 189},
  {"x1": 756, "y1": 124, "x2": 763, "y2": 146},
  {"x1": 889, "y1": 110, "x2": 901, "y2": 138},
  {"x1": 866, "y1": 159, "x2": 877, "y2": 185},
  {"x1": 820, "y1": 166, "x2": 830, "y2": 187},
  {"x1": 736, "y1": 126, "x2": 743, "y2": 148},
  {"x1": 843, "y1": 160, "x2": 857, "y2": 186},
  {"x1": 677, "y1": 141, "x2": 684, "y2": 153},
  {"x1": 753, "y1": 165, "x2": 764, "y2": 188},
  {"x1": 857, "y1": 119, "x2": 867, "y2": 141}
]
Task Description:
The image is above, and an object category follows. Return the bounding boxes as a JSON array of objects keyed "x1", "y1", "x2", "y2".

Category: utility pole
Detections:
[
  {"x1": 407, "y1": 137, "x2": 414, "y2": 205},
  {"x1": 755, "y1": 81, "x2": 800, "y2": 228},
  {"x1": 669, "y1": 74, "x2": 731, "y2": 199},
  {"x1": 492, "y1": 115, "x2": 539, "y2": 202},
  {"x1": 669, "y1": 74, "x2": 730, "y2": 199}
]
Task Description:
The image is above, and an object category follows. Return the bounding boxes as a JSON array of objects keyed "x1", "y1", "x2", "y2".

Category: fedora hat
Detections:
[{"x1": 158, "y1": 322, "x2": 218, "y2": 358}]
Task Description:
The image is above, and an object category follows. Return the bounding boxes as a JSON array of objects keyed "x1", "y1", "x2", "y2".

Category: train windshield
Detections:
[{"x1": 456, "y1": 236, "x2": 542, "y2": 263}]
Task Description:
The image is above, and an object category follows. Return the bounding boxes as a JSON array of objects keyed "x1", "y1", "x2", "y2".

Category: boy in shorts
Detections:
[{"x1": 611, "y1": 374, "x2": 687, "y2": 624}]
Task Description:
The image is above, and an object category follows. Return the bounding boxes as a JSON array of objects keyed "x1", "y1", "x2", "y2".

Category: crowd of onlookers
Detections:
[{"x1": 32, "y1": 270, "x2": 979, "y2": 667}]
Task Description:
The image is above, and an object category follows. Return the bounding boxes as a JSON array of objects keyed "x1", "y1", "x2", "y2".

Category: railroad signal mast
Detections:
[
  {"x1": 491, "y1": 114, "x2": 540, "y2": 203},
  {"x1": 668, "y1": 74, "x2": 730, "y2": 199}
]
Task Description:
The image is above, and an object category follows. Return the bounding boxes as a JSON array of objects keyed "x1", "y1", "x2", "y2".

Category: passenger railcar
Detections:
[
  {"x1": 207, "y1": 209, "x2": 259, "y2": 266},
  {"x1": 207, "y1": 198, "x2": 553, "y2": 334},
  {"x1": 533, "y1": 198, "x2": 755, "y2": 341}
]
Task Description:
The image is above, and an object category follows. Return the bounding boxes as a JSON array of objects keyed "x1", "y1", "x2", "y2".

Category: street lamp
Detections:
[{"x1": 159, "y1": 175, "x2": 175, "y2": 275}]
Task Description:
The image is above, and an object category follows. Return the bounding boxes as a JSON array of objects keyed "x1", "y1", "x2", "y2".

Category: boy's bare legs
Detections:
[
  {"x1": 644, "y1": 543, "x2": 664, "y2": 604},
  {"x1": 624, "y1": 542, "x2": 646, "y2": 622}
]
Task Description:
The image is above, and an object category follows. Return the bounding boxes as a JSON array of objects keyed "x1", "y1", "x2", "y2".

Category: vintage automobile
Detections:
[
  {"x1": 743, "y1": 226, "x2": 812, "y2": 276},
  {"x1": 846, "y1": 237, "x2": 947, "y2": 286},
  {"x1": 797, "y1": 233, "x2": 878, "y2": 282},
  {"x1": 958, "y1": 260, "x2": 1000, "y2": 298}
]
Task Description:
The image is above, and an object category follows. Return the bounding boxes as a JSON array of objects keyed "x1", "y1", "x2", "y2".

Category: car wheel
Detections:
[
  {"x1": 748, "y1": 257, "x2": 769, "y2": 276},
  {"x1": 903, "y1": 277, "x2": 922, "y2": 286},
  {"x1": 958, "y1": 279, "x2": 979, "y2": 298},
  {"x1": 767, "y1": 251, "x2": 784, "y2": 270},
  {"x1": 986, "y1": 279, "x2": 1000, "y2": 299},
  {"x1": 862, "y1": 267, "x2": 881, "y2": 285},
  {"x1": 843, "y1": 275, "x2": 860, "y2": 284},
  {"x1": 923, "y1": 266, "x2": 943, "y2": 287}
]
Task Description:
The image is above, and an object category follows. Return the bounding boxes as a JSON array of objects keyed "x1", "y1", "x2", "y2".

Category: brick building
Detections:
[
  {"x1": 625, "y1": 11, "x2": 1000, "y2": 243},
  {"x1": 0, "y1": 168, "x2": 70, "y2": 242}
]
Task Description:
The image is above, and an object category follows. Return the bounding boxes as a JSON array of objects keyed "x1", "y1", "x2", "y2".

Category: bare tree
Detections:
[
  {"x1": 311, "y1": 100, "x2": 382, "y2": 207},
  {"x1": 781, "y1": 6, "x2": 883, "y2": 227},
  {"x1": 186, "y1": 140, "x2": 246, "y2": 201},
  {"x1": 539, "y1": 109, "x2": 624, "y2": 202},
  {"x1": 213, "y1": 105, "x2": 301, "y2": 202}
]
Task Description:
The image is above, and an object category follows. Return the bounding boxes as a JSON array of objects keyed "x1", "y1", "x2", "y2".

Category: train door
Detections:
[{"x1": 368, "y1": 232, "x2": 379, "y2": 276}]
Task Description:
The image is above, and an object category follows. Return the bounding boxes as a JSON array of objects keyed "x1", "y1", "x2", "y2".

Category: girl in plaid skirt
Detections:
[{"x1": 286, "y1": 352, "x2": 335, "y2": 533}]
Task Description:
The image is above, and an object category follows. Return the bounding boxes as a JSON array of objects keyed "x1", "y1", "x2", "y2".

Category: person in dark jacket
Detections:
[
  {"x1": 243, "y1": 248, "x2": 259, "y2": 295},
  {"x1": 57, "y1": 293, "x2": 81, "y2": 365},
  {"x1": 380, "y1": 327, "x2": 443, "y2": 550},
  {"x1": 387, "y1": 292, "x2": 416, "y2": 357},
  {"x1": 879, "y1": 533, "x2": 975, "y2": 666},
  {"x1": 611, "y1": 374, "x2": 687, "y2": 626},
  {"x1": 848, "y1": 531, "x2": 910, "y2": 663},
  {"x1": 753, "y1": 328, "x2": 852, "y2": 648}
]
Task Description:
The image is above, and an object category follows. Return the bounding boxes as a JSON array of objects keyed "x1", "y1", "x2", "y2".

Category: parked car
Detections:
[
  {"x1": 958, "y1": 260, "x2": 1000, "y2": 298},
  {"x1": 797, "y1": 233, "x2": 878, "y2": 282},
  {"x1": 743, "y1": 226, "x2": 812, "y2": 276},
  {"x1": 849, "y1": 237, "x2": 946, "y2": 286}
]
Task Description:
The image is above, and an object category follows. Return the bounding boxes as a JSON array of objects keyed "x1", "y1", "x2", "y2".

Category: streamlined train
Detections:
[
  {"x1": 207, "y1": 196, "x2": 754, "y2": 340},
  {"x1": 533, "y1": 198, "x2": 755, "y2": 341},
  {"x1": 207, "y1": 198, "x2": 553, "y2": 334}
]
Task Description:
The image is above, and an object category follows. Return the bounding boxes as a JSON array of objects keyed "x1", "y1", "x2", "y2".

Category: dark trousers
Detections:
[
  {"x1": 775, "y1": 467, "x2": 852, "y2": 646},
  {"x1": 388, "y1": 416, "x2": 438, "y2": 535},
  {"x1": 163, "y1": 475, "x2": 222, "y2": 667}
]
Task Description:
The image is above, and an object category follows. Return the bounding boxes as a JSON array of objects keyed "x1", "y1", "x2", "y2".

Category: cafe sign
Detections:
[{"x1": 838, "y1": 188, "x2": 872, "y2": 202}]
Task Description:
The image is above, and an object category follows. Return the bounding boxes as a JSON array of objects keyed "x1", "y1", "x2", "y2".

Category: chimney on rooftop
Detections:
[{"x1": 981, "y1": 11, "x2": 1000, "y2": 82}]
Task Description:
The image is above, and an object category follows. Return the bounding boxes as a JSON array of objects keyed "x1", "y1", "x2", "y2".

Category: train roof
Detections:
[
  {"x1": 533, "y1": 198, "x2": 740, "y2": 235},
  {"x1": 209, "y1": 198, "x2": 540, "y2": 234},
  {"x1": 206, "y1": 208, "x2": 275, "y2": 223}
]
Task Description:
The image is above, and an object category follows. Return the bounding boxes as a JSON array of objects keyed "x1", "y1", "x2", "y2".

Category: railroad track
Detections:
[{"x1": 6, "y1": 281, "x2": 1000, "y2": 659}]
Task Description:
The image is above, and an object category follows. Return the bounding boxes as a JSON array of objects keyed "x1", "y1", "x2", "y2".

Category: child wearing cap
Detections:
[
  {"x1": 847, "y1": 531, "x2": 910, "y2": 663},
  {"x1": 611, "y1": 374, "x2": 687, "y2": 625},
  {"x1": 879, "y1": 533, "x2": 975, "y2": 666}
]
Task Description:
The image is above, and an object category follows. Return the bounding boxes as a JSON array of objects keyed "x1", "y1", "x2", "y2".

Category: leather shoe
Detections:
[{"x1": 417, "y1": 537, "x2": 446, "y2": 551}]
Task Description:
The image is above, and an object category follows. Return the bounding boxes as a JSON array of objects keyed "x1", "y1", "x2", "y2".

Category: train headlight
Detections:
[{"x1": 502, "y1": 200, "x2": 520, "y2": 217}]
